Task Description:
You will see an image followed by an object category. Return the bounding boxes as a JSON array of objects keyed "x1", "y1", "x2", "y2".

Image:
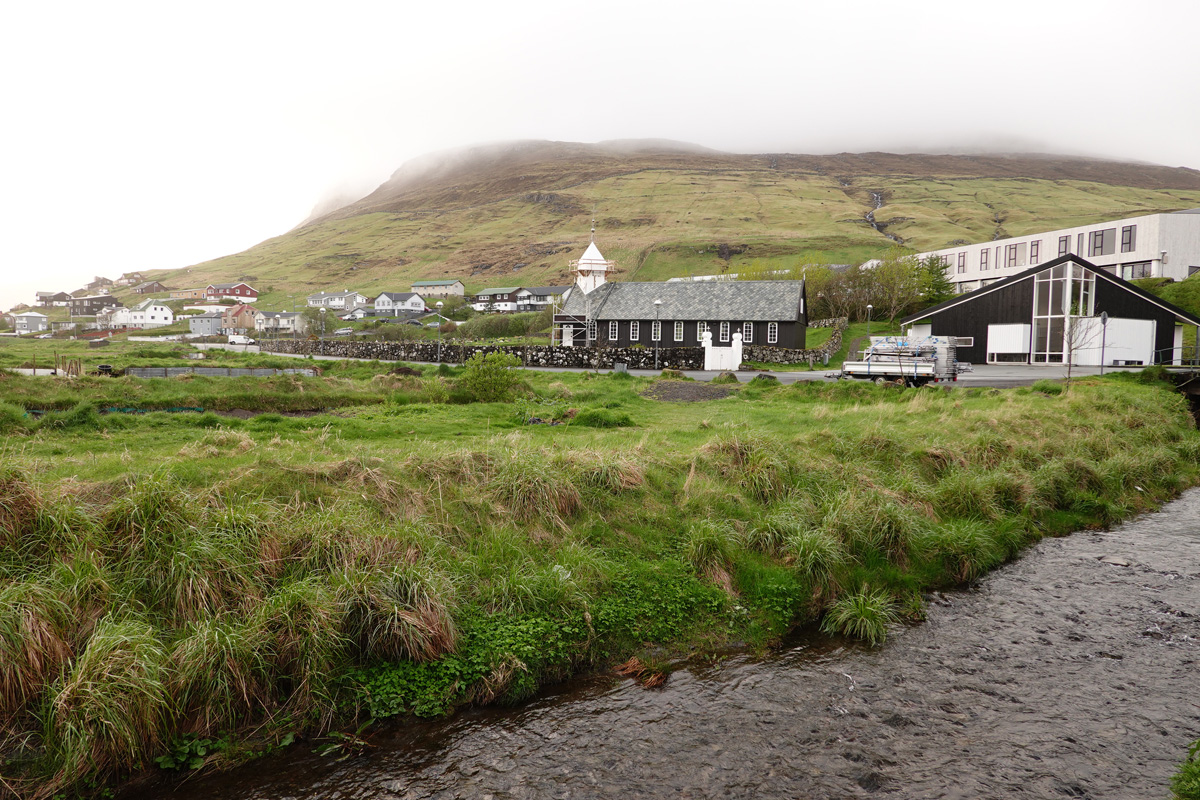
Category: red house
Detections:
[{"x1": 206, "y1": 282, "x2": 258, "y2": 301}]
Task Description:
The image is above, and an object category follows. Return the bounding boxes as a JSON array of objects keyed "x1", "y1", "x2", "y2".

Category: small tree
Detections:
[
  {"x1": 460, "y1": 352, "x2": 521, "y2": 402},
  {"x1": 870, "y1": 247, "x2": 922, "y2": 322},
  {"x1": 915, "y1": 255, "x2": 957, "y2": 308}
]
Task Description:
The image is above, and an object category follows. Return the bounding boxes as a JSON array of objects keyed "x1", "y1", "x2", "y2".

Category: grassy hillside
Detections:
[{"x1": 148, "y1": 142, "x2": 1200, "y2": 311}]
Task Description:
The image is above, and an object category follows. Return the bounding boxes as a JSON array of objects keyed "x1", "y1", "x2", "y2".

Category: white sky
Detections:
[{"x1": 3, "y1": 0, "x2": 1198, "y2": 311}]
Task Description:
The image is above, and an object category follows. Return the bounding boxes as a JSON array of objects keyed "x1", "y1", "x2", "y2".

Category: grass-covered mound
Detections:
[{"x1": 1, "y1": 369, "x2": 1198, "y2": 796}]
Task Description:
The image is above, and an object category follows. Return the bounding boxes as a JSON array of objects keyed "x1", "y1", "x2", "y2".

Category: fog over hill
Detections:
[{"x1": 148, "y1": 140, "x2": 1200, "y2": 315}]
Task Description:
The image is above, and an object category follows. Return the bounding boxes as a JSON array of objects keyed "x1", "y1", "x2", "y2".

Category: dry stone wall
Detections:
[{"x1": 259, "y1": 317, "x2": 849, "y2": 370}]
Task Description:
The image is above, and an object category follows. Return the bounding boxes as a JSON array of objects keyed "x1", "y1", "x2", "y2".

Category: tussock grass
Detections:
[
  {"x1": 48, "y1": 616, "x2": 170, "y2": 782},
  {"x1": 169, "y1": 616, "x2": 268, "y2": 736},
  {"x1": 0, "y1": 467, "x2": 40, "y2": 548},
  {"x1": 0, "y1": 580, "x2": 73, "y2": 725},
  {"x1": 701, "y1": 432, "x2": 793, "y2": 503},
  {"x1": 912, "y1": 520, "x2": 1005, "y2": 581},
  {"x1": 820, "y1": 587, "x2": 900, "y2": 646}
]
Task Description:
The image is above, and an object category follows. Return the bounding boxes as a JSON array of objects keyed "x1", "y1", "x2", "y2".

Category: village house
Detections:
[
  {"x1": 132, "y1": 280, "x2": 169, "y2": 295},
  {"x1": 115, "y1": 271, "x2": 145, "y2": 286},
  {"x1": 170, "y1": 288, "x2": 207, "y2": 300},
  {"x1": 96, "y1": 306, "x2": 132, "y2": 329},
  {"x1": 221, "y1": 304, "x2": 258, "y2": 334},
  {"x1": 84, "y1": 276, "x2": 114, "y2": 291},
  {"x1": 306, "y1": 289, "x2": 369, "y2": 309},
  {"x1": 35, "y1": 291, "x2": 71, "y2": 307},
  {"x1": 188, "y1": 311, "x2": 224, "y2": 336},
  {"x1": 129, "y1": 298, "x2": 174, "y2": 329},
  {"x1": 69, "y1": 295, "x2": 121, "y2": 317},
  {"x1": 901, "y1": 253, "x2": 1200, "y2": 366},
  {"x1": 12, "y1": 311, "x2": 49, "y2": 334},
  {"x1": 515, "y1": 286, "x2": 571, "y2": 312},
  {"x1": 254, "y1": 310, "x2": 309, "y2": 336},
  {"x1": 206, "y1": 282, "x2": 258, "y2": 301},
  {"x1": 411, "y1": 279, "x2": 465, "y2": 298},
  {"x1": 553, "y1": 241, "x2": 807, "y2": 349},
  {"x1": 373, "y1": 292, "x2": 426, "y2": 316},
  {"x1": 472, "y1": 287, "x2": 521, "y2": 313}
]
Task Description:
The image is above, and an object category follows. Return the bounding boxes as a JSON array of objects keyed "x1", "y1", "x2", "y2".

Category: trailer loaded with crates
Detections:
[{"x1": 831, "y1": 335, "x2": 972, "y2": 386}]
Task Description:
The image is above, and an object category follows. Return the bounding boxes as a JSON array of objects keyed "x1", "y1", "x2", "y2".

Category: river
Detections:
[{"x1": 144, "y1": 491, "x2": 1200, "y2": 799}]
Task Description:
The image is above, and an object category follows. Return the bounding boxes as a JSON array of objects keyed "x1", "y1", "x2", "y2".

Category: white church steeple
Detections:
[{"x1": 569, "y1": 215, "x2": 616, "y2": 294}]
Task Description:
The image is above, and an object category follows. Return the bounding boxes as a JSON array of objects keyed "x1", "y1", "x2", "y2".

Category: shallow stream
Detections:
[{"x1": 146, "y1": 491, "x2": 1200, "y2": 799}]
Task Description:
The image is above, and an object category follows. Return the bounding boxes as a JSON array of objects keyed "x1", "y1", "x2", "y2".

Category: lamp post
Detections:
[
  {"x1": 319, "y1": 307, "x2": 326, "y2": 338},
  {"x1": 866, "y1": 304, "x2": 873, "y2": 377},
  {"x1": 1100, "y1": 311, "x2": 1108, "y2": 375},
  {"x1": 653, "y1": 298, "x2": 662, "y2": 370},
  {"x1": 436, "y1": 301, "x2": 444, "y2": 363}
]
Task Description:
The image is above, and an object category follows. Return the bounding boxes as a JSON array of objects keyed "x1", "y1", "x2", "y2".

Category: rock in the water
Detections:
[{"x1": 1098, "y1": 555, "x2": 1133, "y2": 567}]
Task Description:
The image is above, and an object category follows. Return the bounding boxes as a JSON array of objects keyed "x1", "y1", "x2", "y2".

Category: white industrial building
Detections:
[{"x1": 909, "y1": 209, "x2": 1200, "y2": 294}]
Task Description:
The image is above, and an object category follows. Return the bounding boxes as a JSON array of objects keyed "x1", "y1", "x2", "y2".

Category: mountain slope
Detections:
[{"x1": 153, "y1": 140, "x2": 1200, "y2": 310}]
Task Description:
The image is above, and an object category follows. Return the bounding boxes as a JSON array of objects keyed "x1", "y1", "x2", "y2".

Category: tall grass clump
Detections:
[
  {"x1": 336, "y1": 561, "x2": 459, "y2": 663},
  {"x1": 682, "y1": 519, "x2": 740, "y2": 592},
  {"x1": 784, "y1": 529, "x2": 849, "y2": 583},
  {"x1": 911, "y1": 520, "x2": 1004, "y2": 582},
  {"x1": 820, "y1": 487, "x2": 922, "y2": 560},
  {"x1": 489, "y1": 450, "x2": 581, "y2": 525},
  {"x1": 820, "y1": 587, "x2": 900, "y2": 646},
  {"x1": 0, "y1": 467, "x2": 40, "y2": 548},
  {"x1": 169, "y1": 616, "x2": 268, "y2": 736},
  {"x1": 701, "y1": 432, "x2": 793, "y2": 503},
  {"x1": 0, "y1": 580, "x2": 73, "y2": 724},
  {"x1": 48, "y1": 616, "x2": 170, "y2": 783}
]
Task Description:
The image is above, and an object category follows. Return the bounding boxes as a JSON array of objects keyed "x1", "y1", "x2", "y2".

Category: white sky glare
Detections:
[{"x1": 2, "y1": 0, "x2": 1198, "y2": 310}]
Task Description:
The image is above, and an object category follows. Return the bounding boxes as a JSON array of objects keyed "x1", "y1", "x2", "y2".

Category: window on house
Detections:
[
  {"x1": 1030, "y1": 240, "x2": 1040, "y2": 264},
  {"x1": 1121, "y1": 225, "x2": 1137, "y2": 253},
  {"x1": 719, "y1": 321, "x2": 730, "y2": 342},
  {"x1": 1077, "y1": 233, "x2": 1085, "y2": 255},
  {"x1": 609, "y1": 320, "x2": 618, "y2": 340},
  {"x1": 674, "y1": 321, "x2": 683, "y2": 342},
  {"x1": 1089, "y1": 228, "x2": 1116, "y2": 257},
  {"x1": 652, "y1": 320, "x2": 661, "y2": 341},
  {"x1": 743, "y1": 322, "x2": 753, "y2": 342},
  {"x1": 979, "y1": 249, "x2": 988, "y2": 271},
  {"x1": 767, "y1": 322, "x2": 778, "y2": 344},
  {"x1": 958, "y1": 252, "x2": 966, "y2": 273},
  {"x1": 630, "y1": 321, "x2": 640, "y2": 340},
  {"x1": 587, "y1": 319, "x2": 597, "y2": 341},
  {"x1": 697, "y1": 321, "x2": 708, "y2": 339},
  {"x1": 1121, "y1": 262, "x2": 1152, "y2": 279}
]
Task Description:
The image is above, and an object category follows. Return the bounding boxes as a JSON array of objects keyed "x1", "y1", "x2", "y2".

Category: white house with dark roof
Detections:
[
  {"x1": 129, "y1": 298, "x2": 174, "y2": 329},
  {"x1": 552, "y1": 240, "x2": 807, "y2": 349},
  {"x1": 515, "y1": 286, "x2": 571, "y2": 312},
  {"x1": 472, "y1": 287, "x2": 522, "y2": 313},
  {"x1": 901, "y1": 208, "x2": 1200, "y2": 295},
  {"x1": 307, "y1": 290, "x2": 369, "y2": 309},
  {"x1": 254, "y1": 310, "x2": 309, "y2": 336},
  {"x1": 411, "y1": 279, "x2": 465, "y2": 298},
  {"x1": 374, "y1": 292, "x2": 425, "y2": 316}
]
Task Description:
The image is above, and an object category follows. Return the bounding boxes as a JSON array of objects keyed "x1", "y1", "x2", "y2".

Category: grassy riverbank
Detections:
[{"x1": 1, "y1": 366, "x2": 1198, "y2": 797}]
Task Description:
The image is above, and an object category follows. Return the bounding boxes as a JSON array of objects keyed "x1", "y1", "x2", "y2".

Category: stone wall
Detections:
[
  {"x1": 259, "y1": 317, "x2": 849, "y2": 370},
  {"x1": 259, "y1": 339, "x2": 705, "y2": 370}
]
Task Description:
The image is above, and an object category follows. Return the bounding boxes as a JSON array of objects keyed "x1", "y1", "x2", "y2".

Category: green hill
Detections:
[{"x1": 151, "y1": 141, "x2": 1200, "y2": 310}]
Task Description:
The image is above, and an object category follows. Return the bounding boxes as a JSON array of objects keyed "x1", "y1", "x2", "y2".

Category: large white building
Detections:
[{"x1": 911, "y1": 209, "x2": 1200, "y2": 293}]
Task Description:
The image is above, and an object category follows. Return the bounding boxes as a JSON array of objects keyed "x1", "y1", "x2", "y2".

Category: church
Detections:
[{"x1": 552, "y1": 240, "x2": 808, "y2": 350}]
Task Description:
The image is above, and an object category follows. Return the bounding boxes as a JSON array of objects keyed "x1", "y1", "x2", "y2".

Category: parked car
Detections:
[
  {"x1": 333, "y1": 327, "x2": 354, "y2": 336},
  {"x1": 228, "y1": 335, "x2": 256, "y2": 345},
  {"x1": 37, "y1": 333, "x2": 53, "y2": 339}
]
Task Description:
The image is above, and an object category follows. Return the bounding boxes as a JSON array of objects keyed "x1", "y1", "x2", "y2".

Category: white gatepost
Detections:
[
  {"x1": 702, "y1": 330, "x2": 744, "y2": 371},
  {"x1": 563, "y1": 325, "x2": 574, "y2": 347}
]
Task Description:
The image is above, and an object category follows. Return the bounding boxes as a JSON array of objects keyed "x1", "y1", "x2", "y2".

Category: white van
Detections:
[{"x1": 228, "y1": 335, "x2": 256, "y2": 345}]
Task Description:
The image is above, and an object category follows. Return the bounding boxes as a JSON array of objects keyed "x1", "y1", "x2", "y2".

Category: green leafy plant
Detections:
[
  {"x1": 313, "y1": 720, "x2": 374, "y2": 762},
  {"x1": 154, "y1": 733, "x2": 229, "y2": 771},
  {"x1": 820, "y1": 587, "x2": 900, "y2": 646},
  {"x1": 460, "y1": 352, "x2": 521, "y2": 402}
]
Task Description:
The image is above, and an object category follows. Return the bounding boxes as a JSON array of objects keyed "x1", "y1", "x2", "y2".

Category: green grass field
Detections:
[{"x1": 1, "y1": 357, "x2": 1198, "y2": 796}]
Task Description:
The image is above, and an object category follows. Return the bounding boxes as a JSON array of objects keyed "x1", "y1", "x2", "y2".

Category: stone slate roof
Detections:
[
  {"x1": 560, "y1": 280, "x2": 805, "y2": 322},
  {"x1": 376, "y1": 292, "x2": 420, "y2": 302},
  {"x1": 477, "y1": 287, "x2": 521, "y2": 296}
]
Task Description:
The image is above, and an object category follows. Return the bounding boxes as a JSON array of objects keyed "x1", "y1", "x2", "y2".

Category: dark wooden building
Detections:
[
  {"x1": 554, "y1": 280, "x2": 807, "y2": 349},
  {"x1": 901, "y1": 254, "x2": 1200, "y2": 366},
  {"x1": 69, "y1": 295, "x2": 121, "y2": 317}
]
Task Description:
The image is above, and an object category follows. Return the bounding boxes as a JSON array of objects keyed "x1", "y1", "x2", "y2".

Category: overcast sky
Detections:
[{"x1": 2, "y1": 0, "x2": 1198, "y2": 311}]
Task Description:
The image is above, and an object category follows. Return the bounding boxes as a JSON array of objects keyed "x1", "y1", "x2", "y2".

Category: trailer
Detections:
[{"x1": 831, "y1": 336, "x2": 972, "y2": 386}]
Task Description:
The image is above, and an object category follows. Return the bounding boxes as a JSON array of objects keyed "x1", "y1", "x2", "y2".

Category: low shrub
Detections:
[
  {"x1": 573, "y1": 408, "x2": 634, "y2": 428},
  {"x1": 460, "y1": 352, "x2": 522, "y2": 402}
]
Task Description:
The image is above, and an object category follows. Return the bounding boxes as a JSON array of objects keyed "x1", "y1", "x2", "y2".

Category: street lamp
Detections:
[
  {"x1": 319, "y1": 307, "x2": 326, "y2": 338},
  {"x1": 436, "y1": 301, "x2": 444, "y2": 363},
  {"x1": 653, "y1": 299, "x2": 662, "y2": 370}
]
